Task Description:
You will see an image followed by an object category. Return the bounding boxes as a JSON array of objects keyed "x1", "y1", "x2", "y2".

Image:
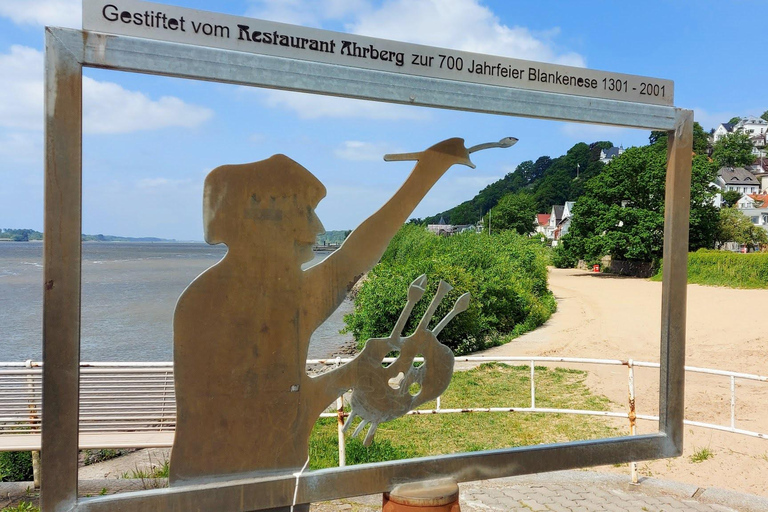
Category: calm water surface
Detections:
[{"x1": 0, "y1": 242, "x2": 354, "y2": 362}]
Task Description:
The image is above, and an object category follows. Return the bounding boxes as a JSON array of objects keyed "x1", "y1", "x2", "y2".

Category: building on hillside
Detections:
[
  {"x1": 453, "y1": 224, "x2": 477, "y2": 234},
  {"x1": 427, "y1": 217, "x2": 480, "y2": 236},
  {"x1": 543, "y1": 202, "x2": 576, "y2": 245},
  {"x1": 734, "y1": 116, "x2": 768, "y2": 137},
  {"x1": 557, "y1": 201, "x2": 576, "y2": 239},
  {"x1": 599, "y1": 146, "x2": 624, "y2": 164},
  {"x1": 713, "y1": 117, "x2": 767, "y2": 156},
  {"x1": 715, "y1": 167, "x2": 761, "y2": 195},
  {"x1": 712, "y1": 122, "x2": 735, "y2": 142},
  {"x1": 548, "y1": 205, "x2": 564, "y2": 240},
  {"x1": 427, "y1": 216, "x2": 452, "y2": 236},
  {"x1": 535, "y1": 213, "x2": 551, "y2": 238}
]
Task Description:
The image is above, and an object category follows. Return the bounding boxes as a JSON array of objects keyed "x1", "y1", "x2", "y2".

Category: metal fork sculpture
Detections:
[{"x1": 343, "y1": 275, "x2": 470, "y2": 445}]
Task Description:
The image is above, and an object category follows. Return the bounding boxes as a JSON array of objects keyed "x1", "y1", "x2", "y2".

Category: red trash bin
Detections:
[{"x1": 593, "y1": 264, "x2": 600, "y2": 272}]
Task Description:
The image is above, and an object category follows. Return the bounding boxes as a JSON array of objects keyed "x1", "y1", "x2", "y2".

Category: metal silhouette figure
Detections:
[{"x1": 169, "y1": 137, "x2": 514, "y2": 487}]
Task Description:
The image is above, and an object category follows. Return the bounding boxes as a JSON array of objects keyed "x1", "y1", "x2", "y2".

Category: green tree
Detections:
[
  {"x1": 761, "y1": 110, "x2": 768, "y2": 123},
  {"x1": 728, "y1": 116, "x2": 742, "y2": 126},
  {"x1": 649, "y1": 122, "x2": 709, "y2": 155},
  {"x1": 712, "y1": 131, "x2": 755, "y2": 168},
  {"x1": 721, "y1": 190, "x2": 742, "y2": 207},
  {"x1": 488, "y1": 192, "x2": 537, "y2": 235},
  {"x1": 715, "y1": 207, "x2": 768, "y2": 250},
  {"x1": 559, "y1": 144, "x2": 719, "y2": 263}
]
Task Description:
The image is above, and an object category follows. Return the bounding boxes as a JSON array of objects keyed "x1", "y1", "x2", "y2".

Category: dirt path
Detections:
[{"x1": 476, "y1": 268, "x2": 768, "y2": 497}]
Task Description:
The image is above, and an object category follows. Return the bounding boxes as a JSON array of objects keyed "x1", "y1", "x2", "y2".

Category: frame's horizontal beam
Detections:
[
  {"x1": 76, "y1": 434, "x2": 673, "y2": 511},
  {"x1": 50, "y1": 27, "x2": 679, "y2": 130}
]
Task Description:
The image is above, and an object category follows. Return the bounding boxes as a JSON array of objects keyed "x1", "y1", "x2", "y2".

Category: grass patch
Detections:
[
  {"x1": 653, "y1": 250, "x2": 768, "y2": 289},
  {"x1": 1, "y1": 502, "x2": 39, "y2": 512},
  {"x1": 689, "y1": 446, "x2": 714, "y2": 463},
  {"x1": 120, "y1": 454, "x2": 169, "y2": 489},
  {"x1": 309, "y1": 363, "x2": 617, "y2": 468}
]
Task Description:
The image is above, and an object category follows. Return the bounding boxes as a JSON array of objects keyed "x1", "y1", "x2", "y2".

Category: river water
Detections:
[{"x1": 0, "y1": 242, "x2": 355, "y2": 362}]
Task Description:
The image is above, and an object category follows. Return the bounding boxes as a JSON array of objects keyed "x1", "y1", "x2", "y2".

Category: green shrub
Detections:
[
  {"x1": 654, "y1": 249, "x2": 768, "y2": 289},
  {"x1": 551, "y1": 241, "x2": 578, "y2": 268},
  {"x1": 0, "y1": 451, "x2": 33, "y2": 482},
  {"x1": 344, "y1": 225, "x2": 555, "y2": 355}
]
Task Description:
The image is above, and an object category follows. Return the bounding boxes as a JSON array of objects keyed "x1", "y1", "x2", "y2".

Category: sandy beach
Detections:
[{"x1": 476, "y1": 267, "x2": 768, "y2": 497}]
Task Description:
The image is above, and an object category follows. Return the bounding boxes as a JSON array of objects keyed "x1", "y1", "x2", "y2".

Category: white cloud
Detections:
[
  {"x1": 83, "y1": 78, "x2": 213, "y2": 134},
  {"x1": 334, "y1": 140, "x2": 399, "y2": 161},
  {"x1": 348, "y1": 0, "x2": 585, "y2": 67},
  {"x1": 0, "y1": 45, "x2": 213, "y2": 134},
  {"x1": 0, "y1": 132, "x2": 41, "y2": 163},
  {"x1": 0, "y1": 46, "x2": 45, "y2": 131},
  {"x1": 0, "y1": 0, "x2": 80, "y2": 28},
  {"x1": 260, "y1": 89, "x2": 428, "y2": 120},
  {"x1": 136, "y1": 178, "x2": 194, "y2": 191},
  {"x1": 246, "y1": 0, "x2": 369, "y2": 27}
]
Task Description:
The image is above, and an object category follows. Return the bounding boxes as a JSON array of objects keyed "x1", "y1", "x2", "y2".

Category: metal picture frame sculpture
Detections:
[{"x1": 41, "y1": 2, "x2": 693, "y2": 511}]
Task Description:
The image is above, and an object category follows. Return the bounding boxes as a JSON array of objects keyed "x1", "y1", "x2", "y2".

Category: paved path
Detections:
[{"x1": 310, "y1": 471, "x2": 768, "y2": 512}]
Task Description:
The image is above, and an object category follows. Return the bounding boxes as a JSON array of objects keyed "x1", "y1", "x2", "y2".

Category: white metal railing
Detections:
[{"x1": 1, "y1": 357, "x2": 766, "y2": 469}]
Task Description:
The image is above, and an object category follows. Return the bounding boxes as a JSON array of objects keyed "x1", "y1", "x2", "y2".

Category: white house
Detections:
[
  {"x1": 535, "y1": 214, "x2": 551, "y2": 238},
  {"x1": 737, "y1": 194, "x2": 756, "y2": 209},
  {"x1": 713, "y1": 116, "x2": 767, "y2": 156},
  {"x1": 734, "y1": 116, "x2": 768, "y2": 137},
  {"x1": 716, "y1": 167, "x2": 761, "y2": 195},
  {"x1": 599, "y1": 146, "x2": 624, "y2": 164},
  {"x1": 558, "y1": 201, "x2": 576, "y2": 238},
  {"x1": 712, "y1": 122, "x2": 735, "y2": 142}
]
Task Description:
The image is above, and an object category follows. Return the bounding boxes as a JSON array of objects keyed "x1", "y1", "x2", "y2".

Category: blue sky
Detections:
[{"x1": 1, "y1": 0, "x2": 766, "y2": 240}]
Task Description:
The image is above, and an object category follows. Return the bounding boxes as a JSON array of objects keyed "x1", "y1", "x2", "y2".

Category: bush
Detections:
[
  {"x1": 551, "y1": 241, "x2": 578, "y2": 268},
  {"x1": 343, "y1": 225, "x2": 555, "y2": 355},
  {"x1": 654, "y1": 249, "x2": 768, "y2": 289},
  {"x1": 0, "y1": 451, "x2": 33, "y2": 482}
]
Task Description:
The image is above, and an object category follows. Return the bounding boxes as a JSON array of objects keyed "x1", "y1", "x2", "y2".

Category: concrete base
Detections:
[{"x1": 383, "y1": 479, "x2": 460, "y2": 511}]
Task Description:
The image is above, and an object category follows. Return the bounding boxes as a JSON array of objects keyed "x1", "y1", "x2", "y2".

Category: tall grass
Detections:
[{"x1": 653, "y1": 249, "x2": 768, "y2": 289}]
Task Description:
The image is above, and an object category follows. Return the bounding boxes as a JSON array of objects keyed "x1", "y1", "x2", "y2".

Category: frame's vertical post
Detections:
[
  {"x1": 658, "y1": 109, "x2": 693, "y2": 454},
  {"x1": 42, "y1": 27, "x2": 83, "y2": 511}
]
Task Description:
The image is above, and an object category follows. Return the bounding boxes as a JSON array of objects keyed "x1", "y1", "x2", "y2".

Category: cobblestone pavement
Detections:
[
  {"x1": 310, "y1": 471, "x2": 768, "y2": 512},
  {"x1": 3, "y1": 470, "x2": 766, "y2": 511}
]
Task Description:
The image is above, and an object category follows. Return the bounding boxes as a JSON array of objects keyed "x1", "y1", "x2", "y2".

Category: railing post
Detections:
[
  {"x1": 530, "y1": 360, "x2": 535, "y2": 409},
  {"x1": 337, "y1": 395, "x2": 346, "y2": 467},
  {"x1": 628, "y1": 360, "x2": 638, "y2": 484},
  {"x1": 160, "y1": 369, "x2": 171, "y2": 432},
  {"x1": 730, "y1": 375, "x2": 736, "y2": 430},
  {"x1": 26, "y1": 360, "x2": 41, "y2": 488}
]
